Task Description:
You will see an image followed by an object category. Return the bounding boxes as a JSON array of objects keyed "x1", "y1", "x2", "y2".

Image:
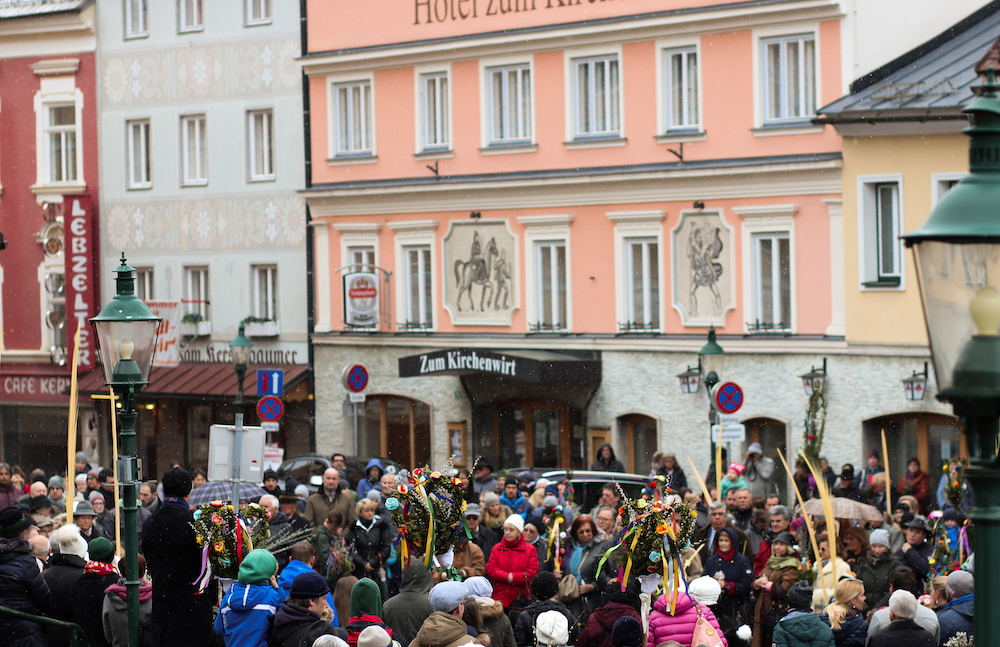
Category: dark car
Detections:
[
  {"x1": 541, "y1": 470, "x2": 649, "y2": 513},
  {"x1": 277, "y1": 454, "x2": 401, "y2": 493}
]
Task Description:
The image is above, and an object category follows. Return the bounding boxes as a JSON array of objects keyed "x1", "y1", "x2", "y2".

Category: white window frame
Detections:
[
  {"x1": 858, "y1": 175, "x2": 905, "y2": 290},
  {"x1": 126, "y1": 119, "x2": 152, "y2": 190},
  {"x1": 519, "y1": 215, "x2": 573, "y2": 332},
  {"x1": 402, "y1": 245, "x2": 434, "y2": 329},
  {"x1": 751, "y1": 24, "x2": 821, "y2": 130},
  {"x1": 419, "y1": 70, "x2": 451, "y2": 152},
  {"x1": 932, "y1": 172, "x2": 964, "y2": 205},
  {"x1": 33, "y1": 71, "x2": 86, "y2": 194},
  {"x1": 247, "y1": 109, "x2": 275, "y2": 182},
  {"x1": 329, "y1": 76, "x2": 375, "y2": 158},
  {"x1": 183, "y1": 266, "x2": 210, "y2": 318},
  {"x1": 45, "y1": 104, "x2": 80, "y2": 184},
  {"x1": 752, "y1": 232, "x2": 791, "y2": 331},
  {"x1": 661, "y1": 45, "x2": 700, "y2": 132},
  {"x1": 179, "y1": 0, "x2": 204, "y2": 32},
  {"x1": 245, "y1": 0, "x2": 272, "y2": 26},
  {"x1": 570, "y1": 54, "x2": 622, "y2": 139},
  {"x1": 608, "y1": 211, "x2": 665, "y2": 333},
  {"x1": 252, "y1": 264, "x2": 278, "y2": 321},
  {"x1": 135, "y1": 267, "x2": 154, "y2": 301},
  {"x1": 390, "y1": 221, "x2": 438, "y2": 332},
  {"x1": 125, "y1": 0, "x2": 149, "y2": 38},
  {"x1": 735, "y1": 204, "x2": 798, "y2": 334},
  {"x1": 347, "y1": 245, "x2": 376, "y2": 273},
  {"x1": 336, "y1": 223, "x2": 381, "y2": 273},
  {"x1": 481, "y1": 58, "x2": 534, "y2": 148},
  {"x1": 759, "y1": 31, "x2": 817, "y2": 124},
  {"x1": 181, "y1": 114, "x2": 207, "y2": 186}
]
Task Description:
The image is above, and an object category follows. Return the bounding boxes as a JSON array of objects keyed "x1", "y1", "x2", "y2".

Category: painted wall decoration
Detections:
[
  {"x1": 442, "y1": 220, "x2": 519, "y2": 326},
  {"x1": 671, "y1": 211, "x2": 736, "y2": 326}
]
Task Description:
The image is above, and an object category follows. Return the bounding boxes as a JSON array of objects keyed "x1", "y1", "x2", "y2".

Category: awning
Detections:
[{"x1": 76, "y1": 363, "x2": 309, "y2": 399}]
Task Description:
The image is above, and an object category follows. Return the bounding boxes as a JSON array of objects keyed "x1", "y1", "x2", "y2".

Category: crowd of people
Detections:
[{"x1": 0, "y1": 445, "x2": 977, "y2": 647}]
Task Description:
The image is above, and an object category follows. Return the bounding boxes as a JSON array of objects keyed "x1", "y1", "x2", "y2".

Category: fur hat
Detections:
[
  {"x1": 531, "y1": 571, "x2": 559, "y2": 601},
  {"x1": 611, "y1": 617, "x2": 643, "y2": 647},
  {"x1": 53, "y1": 523, "x2": 88, "y2": 559},
  {"x1": 88, "y1": 537, "x2": 115, "y2": 563}
]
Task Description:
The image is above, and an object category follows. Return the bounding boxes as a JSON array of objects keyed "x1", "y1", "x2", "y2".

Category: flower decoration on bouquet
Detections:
[
  {"x1": 598, "y1": 477, "x2": 696, "y2": 616},
  {"x1": 190, "y1": 501, "x2": 269, "y2": 590},
  {"x1": 544, "y1": 501, "x2": 567, "y2": 564},
  {"x1": 388, "y1": 464, "x2": 471, "y2": 570},
  {"x1": 943, "y1": 458, "x2": 969, "y2": 510}
]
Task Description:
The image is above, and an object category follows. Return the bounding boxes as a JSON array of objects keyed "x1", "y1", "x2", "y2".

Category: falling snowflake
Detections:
[
  {"x1": 196, "y1": 211, "x2": 212, "y2": 238},
  {"x1": 265, "y1": 201, "x2": 277, "y2": 221},
  {"x1": 265, "y1": 222, "x2": 278, "y2": 242},
  {"x1": 193, "y1": 58, "x2": 207, "y2": 85}
]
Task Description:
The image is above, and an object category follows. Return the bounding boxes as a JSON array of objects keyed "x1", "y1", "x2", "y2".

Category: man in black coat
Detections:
[
  {"x1": 693, "y1": 501, "x2": 751, "y2": 565},
  {"x1": 513, "y1": 572, "x2": 579, "y2": 647},
  {"x1": 43, "y1": 522, "x2": 91, "y2": 645},
  {"x1": 869, "y1": 590, "x2": 935, "y2": 647},
  {"x1": 0, "y1": 507, "x2": 53, "y2": 647},
  {"x1": 465, "y1": 503, "x2": 497, "y2": 560},
  {"x1": 270, "y1": 571, "x2": 347, "y2": 647},
  {"x1": 894, "y1": 515, "x2": 934, "y2": 580},
  {"x1": 142, "y1": 467, "x2": 215, "y2": 647}
]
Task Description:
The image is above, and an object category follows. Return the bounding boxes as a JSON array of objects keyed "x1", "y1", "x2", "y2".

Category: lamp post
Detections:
[
  {"x1": 90, "y1": 254, "x2": 161, "y2": 647},
  {"x1": 699, "y1": 326, "x2": 725, "y2": 481},
  {"x1": 229, "y1": 325, "x2": 253, "y2": 507},
  {"x1": 903, "y1": 68, "x2": 1000, "y2": 647}
]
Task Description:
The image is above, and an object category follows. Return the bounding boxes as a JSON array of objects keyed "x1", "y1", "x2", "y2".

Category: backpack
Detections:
[{"x1": 534, "y1": 610, "x2": 569, "y2": 647}]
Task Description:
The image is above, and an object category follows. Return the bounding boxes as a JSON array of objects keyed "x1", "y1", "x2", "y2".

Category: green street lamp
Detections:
[
  {"x1": 903, "y1": 68, "x2": 1000, "y2": 647},
  {"x1": 90, "y1": 254, "x2": 161, "y2": 647},
  {"x1": 698, "y1": 326, "x2": 725, "y2": 481},
  {"x1": 230, "y1": 324, "x2": 253, "y2": 406}
]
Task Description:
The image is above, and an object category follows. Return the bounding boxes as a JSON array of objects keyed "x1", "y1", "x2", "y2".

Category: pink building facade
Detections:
[{"x1": 304, "y1": 0, "x2": 850, "y2": 486}]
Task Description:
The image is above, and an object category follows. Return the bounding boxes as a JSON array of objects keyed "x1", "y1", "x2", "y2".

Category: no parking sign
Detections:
[{"x1": 711, "y1": 382, "x2": 744, "y2": 414}]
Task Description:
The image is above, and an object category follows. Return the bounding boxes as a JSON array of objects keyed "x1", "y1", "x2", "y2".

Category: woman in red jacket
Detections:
[
  {"x1": 485, "y1": 514, "x2": 539, "y2": 611},
  {"x1": 897, "y1": 457, "x2": 930, "y2": 514}
]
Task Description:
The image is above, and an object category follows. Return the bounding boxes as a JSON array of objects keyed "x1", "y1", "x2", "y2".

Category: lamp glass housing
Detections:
[
  {"x1": 93, "y1": 320, "x2": 159, "y2": 385},
  {"x1": 903, "y1": 374, "x2": 928, "y2": 401},
  {"x1": 677, "y1": 366, "x2": 701, "y2": 394},
  {"x1": 230, "y1": 324, "x2": 253, "y2": 369}
]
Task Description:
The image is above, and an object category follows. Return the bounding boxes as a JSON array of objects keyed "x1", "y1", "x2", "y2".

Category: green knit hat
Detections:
[
  {"x1": 237, "y1": 549, "x2": 278, "y2": 584},
  {"x1": 88, "y1": 537, "x2": 115, "y2": 563},
  {"x1": 350, "y1": 577, "x2": 383, "y2": 617}
]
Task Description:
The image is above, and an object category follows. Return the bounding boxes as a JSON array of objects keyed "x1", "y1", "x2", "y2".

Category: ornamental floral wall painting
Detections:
[
  {"x1": 671, "y1": 211, "x2": 736, "y2": 327},
  {"x1": 442, "y1": 220, "x2": 519, "y2": 326}
]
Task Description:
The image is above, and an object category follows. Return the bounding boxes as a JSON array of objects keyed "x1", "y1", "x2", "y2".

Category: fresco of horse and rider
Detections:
[{"x1": 442, "y1": 220, "x2": 518, "y2": 325}]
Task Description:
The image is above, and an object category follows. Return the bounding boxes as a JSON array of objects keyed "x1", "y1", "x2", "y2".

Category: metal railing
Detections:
[{"x1": 0, "y1": 605, "x2": 95, "y2": 647}]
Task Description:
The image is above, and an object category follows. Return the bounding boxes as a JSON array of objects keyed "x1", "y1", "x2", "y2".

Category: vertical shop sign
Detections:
[{"x1": 63, "y1": 196, "x2": 96, "y2": 372}]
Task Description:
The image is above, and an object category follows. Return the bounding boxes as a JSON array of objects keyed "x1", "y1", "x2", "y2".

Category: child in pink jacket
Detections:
[{"x1": 647, "y1": 586, "x2": 727, "y2": 647}]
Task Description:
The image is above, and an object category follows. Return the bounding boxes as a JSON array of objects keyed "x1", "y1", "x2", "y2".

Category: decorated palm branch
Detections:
[
  {"x1": 544, "y1": 502, "x2": 567, "y2": 564},
  {"x1": 388, "y1": 466, "x2": 471, "y2": 568},
  {"x1": 944, "y1": 458, "x2": 969, "y2": 509},
  {"x1": 190, "y1": 500, "x2": 270, "y2": 587}
]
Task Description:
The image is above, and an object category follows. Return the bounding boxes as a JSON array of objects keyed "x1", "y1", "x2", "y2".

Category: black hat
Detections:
[
  {"x1": 840, "y1": 465, "x2": 855, "y2": 480},
  {"x1": 278, "y1": 493, "x2": 298, "y2": 505},
  {"x1": 605, "y1": 577, "x2": 640, "y2": 604},
  {"x1": 290, "y1": 571, "x2": 330, "y2": 599},
  {"x1": 892, "y1": 501, "x2": 910, "y2": 513},
  {"x1": 476, "y1": 461, "x2": 493, "y2": 472},
  {"x1": 772, "y1": 531, "x2": 796, "y2": 547},
  {"x1": 904, "y1": 515, "x2": 930, "y2": 533},
  {"x1": 942, "y1": 508, "x2": 958, "y2": 522},
  {"x1": 524, "y1": 515, "x2": 544, "y2": 532},
  {"x1": 162, "y1": 467, "x2": 193, "y2": 497},
  {"x1": 787, "y1": 581, "x2": 813, "y2": 610},
  {"x1": 0, "y1": 507, "x2": 32, "y2": 538},
  {"x1": 531, "y1": 571, "x2": 560, "y2": 601},
  {"x1": 263, "y1": 469, "x2": 278, "y2": 482},
  {"x1": 30, "y1": 495, "x2": 53, "y2": 512},
  {"x1": 611, "y1": 617, "x2": 643, "y2": 647}
]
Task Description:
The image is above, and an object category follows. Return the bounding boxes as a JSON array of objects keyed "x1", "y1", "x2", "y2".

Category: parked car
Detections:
[
  {"x1": 541, "y1": 470, "x2": 650, "y2": 513},
  {"x1": 276, "y1": 454, "x2": 401, "y2": 493}
]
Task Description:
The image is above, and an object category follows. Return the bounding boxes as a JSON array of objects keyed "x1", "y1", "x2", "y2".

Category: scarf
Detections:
[
  {"x1": 568, "y1": 545, "x2": 585, "y2": 579},
  {"x1": 161, "y1": 495, "x2": 189, "y2": 512},
  {"x1": 716, "y1": 547, "x2": 735, "y2": 561},
  {"x1": 85, "y1": 561, "x2": 118, "y2": 576},
  {"x1": 766, "y1": 555, "x2": 800, "y2": 571}
]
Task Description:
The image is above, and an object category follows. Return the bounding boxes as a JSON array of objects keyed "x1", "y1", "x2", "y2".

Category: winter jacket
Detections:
[
  {"x1": 560, "y1": 536, "x2": 613, "y2": 622},
  {"x1": 702, "y1": 528, "x2": 753, "y2": 625},
  {"x1": 486, "y1": 537, "x2": 540, "y2": 608},
  {"x1": 895, "y1": 541, "x2": 934, "y2": 581},
  {"x1": 269, "y1": 601, "x2": 347, "y2": 647},
  {"x1": 347, "y1": 577, "x2": 390, "y2": 645},
  {"x1": 70, "y1": 567, "x2": 121, "y2": 647},
  {"x1": 347, "y1": 515, "x2": 393, "y2": 579},
  {"x1": 819, "y1": 611, "x2": 868, "y2": 647},
  {"x1": 499, "y1": 493, "x2": 533, "y2": 519},
  {"x1": 214, "y1": 581, "x2": 284, "y2": 647},
  {"x1": 854, "y1": 553, "x2": 902, "y2": 615},
  {"x1": 719, "y1": 476, "x2": 747, "y2": 500},
  {"x1": 751, "y1": 561, "x2": 800, "y2": 647},
  {"x1": 646, "y1": 591, "x2": 724, "y2": 647},
  {"x1": 868, "y1": 619, "x2": 935, "y2": 647},
  {"x1": 471, "y1": 525, "x2": 498, "y2": 562},
  {"x1": 0, "y1": 482, "x2": 20, "y2": 509},
  {"x1": 694, "y1": 523, "x2": 751, "y2": 565},
  {"x1": 478, "y1": 596, "x2": 516, "y2": 647},
  {"x1": 0, "y1": 536, "x2": 53, "y2": 647},
  {"x1": 937, "y1": 594, "x2": 974, "y2": 646},
  {"x1": 383, "y1": 563, "x2": 435, "y2": 647},
  {"x1": 276, "y1": 559, "x2": 338, "y2": 625},
  {"x1": 102, "y1": 577, "x2": 153, "y2": 647},
  {"x1": 590, "y1": 444, "x2": 625, "y2": 472},
  {"x1": 867, "y1": 603, "x2": 940, "y2": 645},
  {"x1": 357, "y1": 459, "x2": 385, "y2": 499},
  {"x1": 305, "y1": 489, "x2": 358, "y2": 539},
  {"x1": 897, "y1": 470, "x2": 931, "y2": 513},
  {"x1": 812, "y1": 558, "x2": 853, "y2": 611},
  {"x1": 434, "y1": 540, "x2": 486, "y2": 583},
  {"x1": 513, "y1": 599, "x2": 578, "y2": 647},
  {"x1": 744, "y1": 456, "x2": 776, "y2": 498},
  {"x1": 576, "y1": 601, "x2": 640, "y2": 647},
  {"x1": 656, "y1": 466, "x2": 688, "y2": 491},
  {"x1": 773, "y1": 611, "x2": 836, "y2": 647},
  {"x1": 409, "y1": 611, "x2": 479, "y2": 647},
  {"x1": 42, "y1": 550, "x2": 87, "y2": 645}
]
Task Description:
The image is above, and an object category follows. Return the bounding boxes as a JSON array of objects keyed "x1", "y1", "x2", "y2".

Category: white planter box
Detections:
[
  {"x1": 179, "y1": 321, "x2": 212, "y2": 337},
  {"x1": 244, "y1": 321, "x2": 280, "y2": 337}
]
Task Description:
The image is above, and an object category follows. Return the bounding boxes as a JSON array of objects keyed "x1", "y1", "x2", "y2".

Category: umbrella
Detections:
[
  {"x1": 802, "y1": 497, "x2": 884, "y2": 522},
  {"x1": 187, "y1": 481, "x2": 268, "y2": 507}
]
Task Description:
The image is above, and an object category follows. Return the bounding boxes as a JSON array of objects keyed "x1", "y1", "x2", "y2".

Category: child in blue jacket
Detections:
[{"x1": 214, "y1": 548, "x2": 284, "y2": 647}]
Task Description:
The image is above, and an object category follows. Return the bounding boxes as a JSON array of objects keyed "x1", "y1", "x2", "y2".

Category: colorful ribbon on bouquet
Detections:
[{"x1": 191, "y1": 544, "x2": 213, "y2": 594}]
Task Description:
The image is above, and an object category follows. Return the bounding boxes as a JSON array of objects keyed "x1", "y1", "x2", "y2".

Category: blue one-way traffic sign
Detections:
[{"x1": 258, "y1": 369, "x2": 284, "y2": 396}]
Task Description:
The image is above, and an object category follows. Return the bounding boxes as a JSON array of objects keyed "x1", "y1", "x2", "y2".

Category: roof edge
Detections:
[{"x1": 850, "y1": 0, "x2": 1000, "y2": 94}]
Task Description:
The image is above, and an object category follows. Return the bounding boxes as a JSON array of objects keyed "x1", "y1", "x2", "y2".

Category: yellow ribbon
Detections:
[
  {"x1": 547, "y1": 518, "x2": 560, "y2": 561},
  {"x1": 623, "y1": 525, "x2": 642, "y2": 584},
  {"x1": 415, "y1": 483, "x2": 435, "y2": 567},
  {"x1": 662, "y1": 549, "x2": 671, "y2": 614}
]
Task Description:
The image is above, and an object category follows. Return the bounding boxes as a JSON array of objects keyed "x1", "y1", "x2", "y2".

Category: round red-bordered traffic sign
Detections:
[
  {"x1": 343, "y1": 364, "x2": 369, "y2": 393},
  {"x1": 712, "y1": 382, "x2": 744, "y2": 414},
  {"x1": 257, "y1": 396, "x2": 284, "y2": 421}
]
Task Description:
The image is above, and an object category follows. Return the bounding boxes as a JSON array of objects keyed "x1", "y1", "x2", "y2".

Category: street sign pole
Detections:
[{"x1": 232, "y1": 413, "x2": 243, "y2": 508}]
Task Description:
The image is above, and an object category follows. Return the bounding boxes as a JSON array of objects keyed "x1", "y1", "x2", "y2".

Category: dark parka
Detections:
[
  {"x1": 142, "y1": 503, "x2": 216, "y2": 647},
  {"x1": 854, "y1": 552, "x2": 902, "y2": 614},
  {"x1": 268, "y1": 601, "x2": 347, "y2": 647},
  {"x1": 589, "y1": 444, "x2": 625, "y2": 473},
  {"x1": 937, "y1": 595, "x2": 974, "y2": 646},
  {"x1": 268, "y1": 510, "x2": 293, "y2": 572},
  {"x1": 42, "y1": 551, "x2": 87, "y2": 645},
  {"x1": 382, "y1": 564, "x2": 435, "y2": 647},
  {"x1": 895, "y1": 540, "x2": 934, "y2": 581},
  {"x1": 346, "y1": 514, "x2": 393, "y2": 580},
  {"x1": 751, "y1": 556, "x2": 801, "y2": 647},
  {"x1": 0, "y1": 536, "x2": 53, "y2": 647},
  {"x1": 869, "y1": 619, "x2": 936, "y2": 647},
  {"x1": 575, "y1": 601, "x2": 640, "y2": 647},
  {"x1": 69, "y1": 568, "x2": 120, "y2": 647},
  {"x1": 702, "y1": 527, "x2": 754, "y2": 626},
  {"x1": 513, "y1": 599, "x2": 578, "y2": 647},
  {"x1": 478, "y1": 597, "x2": 515, "y2": 647},
  {"x1": 773, "y1": 611, "x2": 836, "y2": 647},
  {"x1": 819, "y1": 611, "x2": 868, "y2": 647},
  {"x1": 560, "y1": 535, "x2": 613, "y2": 623}
]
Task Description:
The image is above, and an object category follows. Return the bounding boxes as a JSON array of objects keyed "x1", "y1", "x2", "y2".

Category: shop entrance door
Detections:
[{"x1": 494, "y1": 401, "x2": 574, "y2": 469}]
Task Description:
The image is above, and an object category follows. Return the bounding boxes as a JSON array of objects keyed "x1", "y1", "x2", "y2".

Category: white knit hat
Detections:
[
  {"x1": 688, "y1": 576, "x2": 722, "y2": 605},
  {"x1": 535, "y1": 610, "x2": 569, "y2": 646},
  {"x1": 504, "y1": 514, "x2": 524, "y2": 533}
]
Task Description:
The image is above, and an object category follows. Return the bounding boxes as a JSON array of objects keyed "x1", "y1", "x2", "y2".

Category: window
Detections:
[
  {"x1": 126, "y1": 0, "x2": 148, "y2": 37},
  {"x1": 179, "y1": 0, "x2": 203, "y2": 32},
  {"x1": 181, "y1": 115, "x2": 207, "y2": 185},
  {"x1": 348, "y1": 245, "x2": 375, "y2": 272},
  {"x1": 333, "y1": 81, "x2": 373, "y2": 156},
  {"x1": 46, "y1": 105, "x2": 77, "y2": 183},
  {"x1": 252, "y1": 265, "x2": 277, "y2": 320},
  {"x1": 488, "y1": 65, "x2": 531, "y2": 144},
  {"x1": 248, "y1": 110, "x2": 274, "y2": 181},
  {"x1": 534, "y1": 241, "x2": 567, "y2": 330},
  {"x1": 874, "y1": 184, "x2": 901, "y2": 281},
  {"x1": 664, "y1": 48, "x2": 698, "y2": 131},
  {"x1": 135, "y1": 267, "x2": 153, "y2": 301},
  {"x1": 859, "y1": 179, "x2": 903, "y2": 288},
  {"x1": 762, "y1": 34, "x2": 816, "y2": 123},
  {"x1": 126, "y1": 119, "x2": 151, "y2": 189},
  {"x1": 573, "y1": 56, "x2": 620, "y2": 138},
  {"x1": 421, "y1": 72, "x2": 449, "y2": 151},
  {"x1": 752, "y1": 233, "x2": 791, "y2": 331},
  {"x1": 184, "y1": 266, "x2": 209, "y2": 318},
  {"x1": 404, "y1": 245, "x2": 433, "y2": 328},
  {"x1": 246, "y1": 0, "x2": 271, "y2": 25},
  {"x1": 626, "y1": 238, "x2": 659, "y2": 330}
]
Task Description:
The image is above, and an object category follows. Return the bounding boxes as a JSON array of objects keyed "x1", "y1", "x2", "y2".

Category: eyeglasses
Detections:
[{"x1": 466, "y1": 515, "x2": 480, "y2": 520}]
